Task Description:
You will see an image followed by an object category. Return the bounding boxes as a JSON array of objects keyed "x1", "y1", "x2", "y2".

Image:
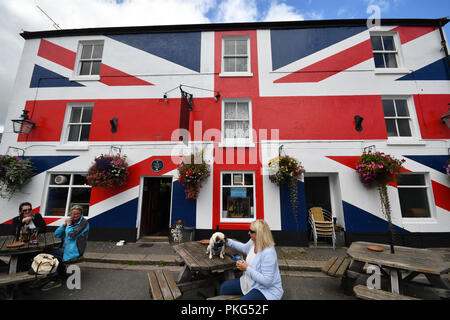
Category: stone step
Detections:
[{"x1": 137, "y1": 236, "x2": 169, "y2": 243}]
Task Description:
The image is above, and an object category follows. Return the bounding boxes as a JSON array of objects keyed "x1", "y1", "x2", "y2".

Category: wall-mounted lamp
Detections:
[
  {"x1": 110, "y1": 118, "x2": 118, "y2": 133},
  {"x1": 354, "y1": 115, "x2": 364, "y2": 132},
  {"x1": 11, "y1": 110, "x2": 35, "y2": 135},
  {"x1": 441, "y1": 106, "x2": 450, "y2": 128},
  {"x1": 163, "y1": 94, "x2": 168, "y2": 102},
  {"x1": 214, "y1": 93, "x2": 221, "y2": 101}
]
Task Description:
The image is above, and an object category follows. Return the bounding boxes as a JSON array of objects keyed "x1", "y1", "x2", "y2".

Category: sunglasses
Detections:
[
  {"x1": 249, "y1": 229, "x2": 256, "y2": 234},
  {"x1": 21, "y1": 209, "x2": 32, "y2": 213}
]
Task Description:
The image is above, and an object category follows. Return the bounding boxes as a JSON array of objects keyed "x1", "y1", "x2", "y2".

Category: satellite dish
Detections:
[{"x1": 54, "y1": 175, "x2": 67, "y2": 184}]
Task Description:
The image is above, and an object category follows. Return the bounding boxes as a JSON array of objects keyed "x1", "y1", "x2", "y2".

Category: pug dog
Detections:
[{"x1": 206, "y1": 232, "x2": 226, "y2": 259}]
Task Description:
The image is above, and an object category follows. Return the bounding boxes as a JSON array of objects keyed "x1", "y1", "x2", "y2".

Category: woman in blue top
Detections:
[{"x1": 220, "y1": 220, "x2": 283, "y2": 300}]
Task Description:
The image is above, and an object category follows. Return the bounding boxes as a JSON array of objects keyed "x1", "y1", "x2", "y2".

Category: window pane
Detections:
[
  {"x1": 81, "y1": 107, "x2": 93, "y2": 122},
  {"x1": 224, "y1": 57, "x2": 235, "y2": 72},
  {"x1": 222, "y1": 186, "x2": 254, "y2": 219},
  {"x1": 244, "y1": 174, "x2": 253, "y2": 186},
  {"x1": 385, "y1": 119, "x2": 398, "y2": 137},
  {"x1": 224, "y1": 102, "x2": 236, "y2": 119},
  {"x1": 224, "y1": 40, "x2": 235, "y2": 55},
  {"x1": 397, "y1": 119, "x2": 412, "y2": 137},
  {"x1": 50, "y1": 174, "x2": 70, "y2": 185},
  {"x1": 382, "y1": 36, "x2": 395, "y2": 51},
  {"x1": 73, "y1": 174, "x2": 89, "y2": 186},
  {"x1": 70, "y1": 107, "x2": 82, "y2": 123},
  {"x1": 385, "y1": 53, "x2": 398, "y2": 68},
  {"x1": 374, "y1": 53, "x2": 385, "y2": 68},
  {"x1": 224, "y1": 121, "x2": 235, "y2": 139},
  {"x1": 397, "y1": 174, "x2": 425, "y2": 186},
  {"x1": 81, "y1": 44, "x2": 93, "y2": 59},
  {"x1": 235, "y1": 121, "x2": 249, "y2": 138},
  {"x1": 371, "y1": 36, "x2": 383, "y2": 50},
  {"x1": 399, "y1": 188, "x2": 430, "y2": 218},
  {"x1": 70, "y1": 188, "x2": 91, "y2": 217},
  {"x1": 92, "y1": 44, "x2": 104, "y2": 59},
  {"x1": 45, "y1": 187, "x2": 68, "y2": 216},
  {"x1": 223, "y1": 173, "x2": 231, "y2": 186},
  {"x1": 68, "y1": 125, "x2": 81, "y2": 141},
  {"x1": 79, "y1": 125, "x2": 91, "y2": 141},
  {"x1": 233, "y1": 174, "x2": 243, "y2": 185},
  {"x1": 236, "y1": 102, "x2": 249, "y2": 119},
  {"x1": 91, "y1": 61, "x2": 101, "y2": 75},
  {"x1": 235, "y1": 57, "x2": 248, "y2": 72},
  {"x1": 235, "y1": 40, "x2": 247, "y2": 55},
  {"x1": 80, "y1": 61, "x2": 92, "y2": 75},
  {"x1": 382, "y1": 100, "x2": 396, "y2": 117},
  {"x1": 395, "y1": 100, "x2": 409, "y2": 117}
]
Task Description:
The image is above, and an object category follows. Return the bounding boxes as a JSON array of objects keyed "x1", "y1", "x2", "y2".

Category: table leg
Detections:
[
  {"x1": 176, "y1": 265, "x2": 192, "y2": 284},
  {"x1": 6, "y1": 255, "x2": 19, "y2": 300},
  {"x1": 390, "y1": 270, "x2": 400, "y2": 294},
  {"x1": 341, "y1": 260, "x2": 365, "y2": 296},
  {"x1": 424, "y1": 274, "x2": 450, "y2": 299}
]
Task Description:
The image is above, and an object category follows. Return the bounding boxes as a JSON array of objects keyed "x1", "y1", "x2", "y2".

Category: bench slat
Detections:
[
  {"x1": 354, "y1": 284, "x2": 420, "y2": 300},
  {"x1": 335, "y1": 258, "x2": 351, "y2": 277},
  {"x1": 327, "y1": 257, "x2": 345, "y2": 276},
  {"x1": 156, "y1": 269, "x2": 173, "y2": 300},
  {"x1": 207, "y1": 295, "x2": 242, "y2": 300},
  {"x1": 0, "y1": 272, "x2": 46, "y2": 286},
  {"x1": 148, "y1": 271, "x2": 164, "y2": 300},
  {"x1": 321, "y1": 256, "x2": 339, "y2": 274},
  {"x1": 163, "y1": 270, "x2": 181, "y2": 299}
]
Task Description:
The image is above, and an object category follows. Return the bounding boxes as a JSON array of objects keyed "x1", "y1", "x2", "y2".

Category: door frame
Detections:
[{"x1": 136, "y1": 175, "x2": 174, "y2": 240}]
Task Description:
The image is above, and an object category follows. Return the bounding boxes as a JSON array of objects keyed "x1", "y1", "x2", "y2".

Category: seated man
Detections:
[{"x1": 41, "y1": 205, "x2": 89, "y2": 291}]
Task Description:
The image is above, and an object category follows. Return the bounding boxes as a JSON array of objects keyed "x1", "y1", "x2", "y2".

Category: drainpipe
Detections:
[{"x1": 438, "y1": 18, "x2": 450, "y2": 74}]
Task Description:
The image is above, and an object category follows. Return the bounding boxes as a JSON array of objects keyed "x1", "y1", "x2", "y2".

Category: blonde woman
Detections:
[{"x1": 220, "y1": 220, "x2": 283, "y2": 300}]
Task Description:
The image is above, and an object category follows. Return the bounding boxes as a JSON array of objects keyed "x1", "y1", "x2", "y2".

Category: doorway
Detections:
[
  {"x1": 140, "y1": 177, "x2": 172, "y2": 237},
  {"x1": 304, "y1": 176, "x2": 332, "y2": 212}
]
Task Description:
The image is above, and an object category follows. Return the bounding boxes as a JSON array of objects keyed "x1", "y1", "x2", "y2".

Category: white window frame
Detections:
[
  {"x1": 42, "y1": 173, "x2": 92, "y2": 218},
  {"x1": 71, "y1": 40, "x2": 104, "y2": 81},
  {"x1": 220, "y1": 171, "x2": 256, "y2": 224},
  {"x1": 370, "y1": 31, "x2": 408, "y2": 74},
  {"x1": 220, "y1": 98, "x2": 254, "y2": 147},
  {"x1": 220, "y1": 35, "x2": 253, "y2": 77},
  {"x1": 382, "y1": 96, "x2": 423, "y2": 145},
  {"x1": 60, "y1": 102, "x2": 94, "y2": 145},
  {"x1": 397, "y1": 173, "x2": 435, "y2": 221}
]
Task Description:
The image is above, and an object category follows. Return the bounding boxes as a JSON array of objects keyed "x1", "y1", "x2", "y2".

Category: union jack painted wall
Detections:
[{"x1": 1, "y1": 19, "x2": 449, "y2": 246}]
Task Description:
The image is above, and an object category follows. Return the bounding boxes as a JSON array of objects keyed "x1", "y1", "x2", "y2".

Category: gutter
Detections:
[{"x1": 438, "y1": 17, "x2": 450, "y2": 74}]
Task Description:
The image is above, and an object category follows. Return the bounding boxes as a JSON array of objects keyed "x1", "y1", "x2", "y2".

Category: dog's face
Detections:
[
  {"x1": 207, "y1": 232, "x2": 226, "y2": 259},
  {"x1": 212, "y1": 232, "x2": 225, "y2": 247}
]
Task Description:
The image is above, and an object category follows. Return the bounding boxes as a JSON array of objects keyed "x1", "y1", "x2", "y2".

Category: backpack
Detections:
[{"x1": 28, "y1": 253, "x2": 59, "y2": 275}]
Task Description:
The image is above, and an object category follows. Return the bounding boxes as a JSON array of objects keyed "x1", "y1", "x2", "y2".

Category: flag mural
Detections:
[{"x1": 1, "y1": 19, "x2": 449, "y2": 246}]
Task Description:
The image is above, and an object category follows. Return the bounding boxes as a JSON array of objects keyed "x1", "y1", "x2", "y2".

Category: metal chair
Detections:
[{"x1": 308, "y1": 207, "x2": 336, "y2": 250}]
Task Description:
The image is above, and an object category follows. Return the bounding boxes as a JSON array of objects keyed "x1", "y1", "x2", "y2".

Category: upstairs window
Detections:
[
  {"x1": 221, "y1": 36, "x2": 251, "y2": 76},
  {"x1": 371, "y1": 33, "x2": 399, "y2": 69},
  {"x1": 221, "y1": 99, "x2": 253, "y2": 146},
  {"x1": 76, "y1": 41, "x2": 104, "y2": 76},
  {"x1": 382, "y1": 99, "x2": 412, "y2": 137},
  {"x1": 64, "y1": 103, "x2": 93, "y2": 142}
]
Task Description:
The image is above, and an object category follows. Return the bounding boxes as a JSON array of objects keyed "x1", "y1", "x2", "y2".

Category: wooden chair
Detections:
[{"x1": 308, "y1": 207, "x2": 336, "y2": 250}]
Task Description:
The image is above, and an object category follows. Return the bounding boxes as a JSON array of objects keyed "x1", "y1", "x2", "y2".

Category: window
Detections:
[
  {"x1": 222, "y1": 99, "x2": 252, "y2": 145},
  {"x1": 221, "y1": 36, "x2": 251, "y2": 75},
  {"x1": 371, "y1": 33, "x2": 399, "y2": 68},
  {"x1": 221, "y1": 172, "x2": 255, "y2": 222},
  {"x1": 44, "y1": 173, "x2": 91, "y2": 217},
  {"x1": 382, "y1": 99, "x2": 412, "y2": 137},
  {"x1": 64, "y1": 103, "x2": 93, "y2": 142},
  {"x1": 75, "y1": 41, "x2": 104, "y2": 76},
  {"x1": 397, "y1": 174, "x2": 431, "y2": 218}
]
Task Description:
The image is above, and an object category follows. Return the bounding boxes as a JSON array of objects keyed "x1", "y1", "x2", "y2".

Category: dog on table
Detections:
[{"x1": 206, "y1": 232, "x2": 226, "y2": 259}]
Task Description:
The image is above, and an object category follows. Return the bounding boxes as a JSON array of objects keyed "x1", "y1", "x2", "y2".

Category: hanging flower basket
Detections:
[
  {"x1": 268, "y1": 155, "x2": 305, "y2": 227},
  {"x1": 178, "y1": 152, "x2": 210, "y2": 200},
  {"x1": 0, "y1": 155, "x2": 35, "y2": 199},
  {"x1": 87, "y1": 154, "x2": 129, "y2": 188},
  {"x1": 356, "y1": 151, "x2": 405, "y2": 186},
  {"x1": 444, "y1": 159, "x2": 450, "y2": 177}
]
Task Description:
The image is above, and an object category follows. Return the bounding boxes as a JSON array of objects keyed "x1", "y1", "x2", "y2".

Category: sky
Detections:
[{"x1": 0, "y1": 0, "x2": 449, "y2": 133}]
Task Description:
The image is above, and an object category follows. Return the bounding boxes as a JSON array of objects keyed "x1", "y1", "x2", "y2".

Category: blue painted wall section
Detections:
[
  {"x1": 106, "y1": 32, "x2": 201, "y2": 72},
  {"x1": 88, "y1": 198, "x2": 138, "y2": 228},
  {"x1": 270, "y1": 26, "x2": 367, "y2": 71},
  {"x1": 280, "y1": 181, "x2": 308, "y2": 231},
  {"x1": 171, "y1": 181, "x2": 196, "y2": 227},
  {"x1": 30, "y1": 65, "x2": 84, "y2": 88},
  {"x1": 397, "y1": 56, "x2": 450, "y2": 81},
  {"x1": 343, "y1": 201, "x2": 408, "y2": 233},
  {"x1": 404, "y1": 155, "x2": 449, "y2": 175},
  {"x1": 24, "y1": 155, "x2": 78, "y2": 176}
]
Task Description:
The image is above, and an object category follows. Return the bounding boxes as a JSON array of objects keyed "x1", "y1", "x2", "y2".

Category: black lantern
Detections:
[
  {"x1": 441, "y1": 107, "x2": 450, "y2": 128},
  {"x1": 12, "y1": 110, "x2": 35, "y2": 134}
]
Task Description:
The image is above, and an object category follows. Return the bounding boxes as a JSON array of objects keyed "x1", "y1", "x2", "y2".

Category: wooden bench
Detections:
[
  {"x1": 322, "y1": 256, "x2": 351, "y2": 277},
  {"x1": 353, "y1": 284, "x2": 421, "y2": 300},
  {"x1": 148, "y1": 269, "x2": 181, "y2": 300},
  {"x1": 207, "y1": 295, "x2": 242, "y2": 300},
  {"x1": 0, "y1": 271, "x2": 47, "y2": 287}
]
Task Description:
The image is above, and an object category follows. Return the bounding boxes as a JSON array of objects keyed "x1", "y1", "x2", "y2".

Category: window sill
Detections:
[
  {"x1": 402, "y1": 218, "x2": 436, "y2": 224},
  {"x1": 374, "y1": 68, "x2": 409, "y2": 75},
  {"x1": 69, "y1": 75, "x2": 101, "y2": 82},
  {"x1": 219, "y1": 72, "x2": 253, "y2": 78},
  {"x1": 221, "y1": 218, "x2": 256, "y2": 224},
  {"x1": 55, "y1": 143, "x2": 90, "y2": 151},
  {"x1": 219, "y1": 141, "x2": 255, "y2": 148},
  {"x1": 386, "y1": 138, "x2": 426, "y2": 146}
]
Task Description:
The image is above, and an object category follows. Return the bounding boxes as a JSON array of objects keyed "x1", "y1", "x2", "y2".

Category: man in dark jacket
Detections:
[{"x1": 12, "y1": 202, "x2": 46, "y2": 240}]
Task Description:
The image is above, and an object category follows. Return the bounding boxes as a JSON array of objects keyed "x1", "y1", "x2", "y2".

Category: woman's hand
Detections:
[{"x1": 236, "y1": 260, "x2": 248, "y2": 271}]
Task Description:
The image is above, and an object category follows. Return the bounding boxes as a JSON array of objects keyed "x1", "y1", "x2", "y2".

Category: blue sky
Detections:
[{"x1": 0, "y1": 0, "x2": 449, "y2": 131}]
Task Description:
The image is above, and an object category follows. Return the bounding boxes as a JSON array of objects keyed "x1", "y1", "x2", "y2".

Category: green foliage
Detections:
[{"x1": 0, "y1": 155, "x2": 35, "y2": 199}]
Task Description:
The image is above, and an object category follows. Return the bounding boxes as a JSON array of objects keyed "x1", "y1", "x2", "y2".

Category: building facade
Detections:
[{"x1": 1, "y1": 19, "x2": 449, "y2": 247}]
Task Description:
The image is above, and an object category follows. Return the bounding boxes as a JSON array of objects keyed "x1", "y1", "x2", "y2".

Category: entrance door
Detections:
[
  {"x1": 140, "y1": 177, "x2": 172, "y2": 237},
  {"x1": 304, "y1": 177, "x2": 332, "y2": 212}
]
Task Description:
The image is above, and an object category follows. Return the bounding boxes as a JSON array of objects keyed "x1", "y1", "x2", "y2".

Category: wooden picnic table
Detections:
[
  {"x1": 172, "y1": 241, "x2": 241, "y2": 296},
  {"x1": 346, "y1": 241, "x2": 450, "y2": 299}
]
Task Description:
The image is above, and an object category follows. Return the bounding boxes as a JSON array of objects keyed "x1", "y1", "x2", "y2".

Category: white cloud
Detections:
[
  {"x1": 215, "y1": 0, "x2": 258, "y2": 22},
  {"x1": 263, "y1": 1, "x2": 304, "y2": 22}
]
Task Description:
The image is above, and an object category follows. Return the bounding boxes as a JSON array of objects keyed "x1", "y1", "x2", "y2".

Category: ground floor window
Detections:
[
  {"x1": 221, "y1": 172, "x2": 255, "y2": 222},
  {"x1": 397, "y1": 173, "x2": 431, "y2": 218},
  {"x1": 44, "y1": 173, "x2": 91, "y2": 217}
]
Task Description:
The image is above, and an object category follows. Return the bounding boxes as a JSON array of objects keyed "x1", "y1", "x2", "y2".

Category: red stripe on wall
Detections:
[
  {"x1": 38, "y1": 39, "x2": 76, "y2": 70},
  {"x1": 413, "y1": 94, "x2": 450, "y2": 140},
  {"x1": 99, "y1": 64, "x2": 153, "y2": 86},
  {"x1": 431, "y1": 180, "x2": 450, "y2": 212},
  {"x1": 393, "y1": 26, "x2": 438, "y2": 44},
  {"x1": 274, "y1": 40, "x2": 373, "y2": 83}
]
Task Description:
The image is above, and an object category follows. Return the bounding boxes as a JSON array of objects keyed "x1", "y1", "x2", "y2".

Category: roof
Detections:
[{"x1": 20, "y1": 18, "x2": 449, "y2": 40}]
